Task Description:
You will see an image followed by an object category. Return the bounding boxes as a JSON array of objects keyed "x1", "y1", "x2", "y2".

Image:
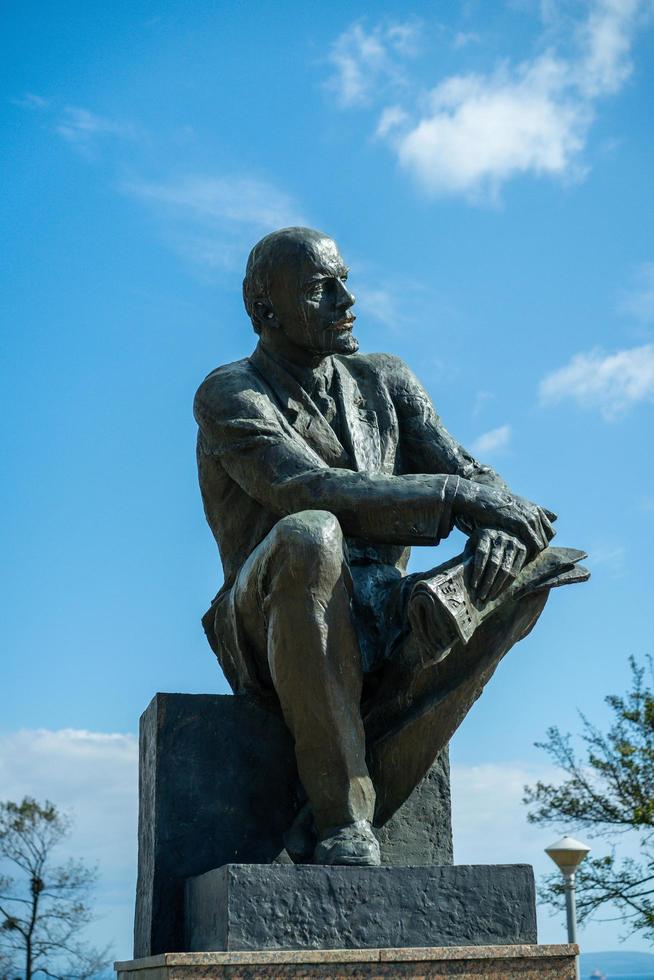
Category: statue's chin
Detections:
[{"x1": 326, "y1": 333, "x2": 359, "y2": 356}]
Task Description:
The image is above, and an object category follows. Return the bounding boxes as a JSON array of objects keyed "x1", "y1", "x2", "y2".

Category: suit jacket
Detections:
[{"x1": 194, "y1": 342, "x2": 503, "y2": 691}]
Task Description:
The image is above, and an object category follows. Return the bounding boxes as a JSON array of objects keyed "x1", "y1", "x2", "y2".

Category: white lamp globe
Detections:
[{"x1": 545, "y1": 836, "x2": 591, "y2": 874}]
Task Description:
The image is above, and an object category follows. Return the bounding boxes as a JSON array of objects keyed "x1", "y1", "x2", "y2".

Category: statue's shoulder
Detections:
[
  {"x1": 339, "y1": 351, "x2": 413, "y2": 382},
  {"x1": 194, "y1": 356, "x2": 262, "y2": 415}
]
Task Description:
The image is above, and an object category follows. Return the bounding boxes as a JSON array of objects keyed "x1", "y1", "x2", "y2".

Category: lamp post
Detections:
[{"x1": 545, "y1": 835, "x2": 591, "y2": 980}]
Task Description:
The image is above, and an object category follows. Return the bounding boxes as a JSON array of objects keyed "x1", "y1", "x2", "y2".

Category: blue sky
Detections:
[{"x1": 2, "y1": 0, "x2": 654, "y2": 961}]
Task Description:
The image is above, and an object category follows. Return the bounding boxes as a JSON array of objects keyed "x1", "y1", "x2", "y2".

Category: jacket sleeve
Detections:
[
  {"x1": 194, "y1": 372, "x2": 458, "y2": 546},
  {"x1": 385, "y1": 355, "x2": 508, "y2": 487},
  {"x1": 384, "y1": 356, "x2": 508, "y2": 534}
]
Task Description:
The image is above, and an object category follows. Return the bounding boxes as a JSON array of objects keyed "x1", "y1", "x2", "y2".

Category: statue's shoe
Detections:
[{"x1": 313, "y1": 820, "x2": 381, "y2": 866}]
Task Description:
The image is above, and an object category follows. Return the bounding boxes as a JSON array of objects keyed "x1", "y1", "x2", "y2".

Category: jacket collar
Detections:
[
  {"x1": 249, "y1": 343, "x2": 381, "y2": 472},
  {"x1": 249, "y1": 343, "x2": 350, "y2": 468},
  {"x1": 332, "y1": 359, "x2": 381, "y2": 473}
]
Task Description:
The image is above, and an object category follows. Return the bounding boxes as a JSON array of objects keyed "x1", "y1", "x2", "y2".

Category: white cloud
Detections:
[
  {"x1": 577, "y1": 0, "x2": 644, "y2": 97},
  {"x1": 12, "y1": 92, "x2": 50, "y2": 110},
  {"x1": 452, "y1": 759, "x2": 579, "y2": 946},
  {"x1": 472, "y1": 390, "x2": 495, "y2": 417},
  {"x1": 590, "y1": 539, "x2": 626, "y2": 577},
  {"x1": 373, "y1": 0, "x2": 651, "y2": 200},
  {"x1": 619, "y1": 261, "x2": 654, "y2": 323},
  {"x1": 55, "y1": 106, "x2": 137, "y2": 145},
  {"x1": 174, "y1": 236, "x2": 243, "y2": 271},
  {"x1": 352, "y1": 273, "x2": 451, "y2": 336},
  {"x1": 325, "y1": 20, "x2": 420, "y2": 108},
  {"x1": 0, "y1": 728, "x2": 137, "y2": 851},
  {"x1": 591, "y1": 541, "x2": 626, "y2": 564},
  {"x1": 539, "y1": 343, "x2": 654, "y2": 419},
  {"x1": 376, "y1": 105, "x2": 409, "y2": 139},
  {"x1": 124, "y1": 175, "x2": 307, "y2": 272},
  {"x1": 125, "y1": 175, "x2": 305, "y2": 231},
  {"x1": 451, "y1": 757, "x2": 653, "y2": 952},
  {"x1": 453, "y1": 31, "x2": 481, "y2": 50},
  {"x1": 355, "y1": 284, "x2": 405, "y2": 329},
  {"x1": 393, "y1": 57, "x2": 589, "y2": 200},
  {"x1": 452, "y1": 760, "x2": 559, "y2": 865},
  {"x1": 14, "y1": 96, "x2": 138, "y2": 152},
  {"x1": 0, "y1": 729, "x2": 138, "y2": 957},
  {"x1": 471, "y1": 423, "x2": 512, "y2": 455},
  {"x1": 0, "y1": 730, "x2": 637, "y2": 954}
]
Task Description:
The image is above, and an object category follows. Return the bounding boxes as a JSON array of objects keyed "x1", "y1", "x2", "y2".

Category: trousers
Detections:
[
  {"x1": 232, "y1": 510, "x2": 373, "y2": 834},
  {"x1": 229, "y1": 509, "x2": 548, "y2": 836}
]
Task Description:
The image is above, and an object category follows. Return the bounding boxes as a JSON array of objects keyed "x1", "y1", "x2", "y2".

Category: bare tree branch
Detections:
[{"x1": 0, "y1": 798, "x2": 111, "y2": 980}]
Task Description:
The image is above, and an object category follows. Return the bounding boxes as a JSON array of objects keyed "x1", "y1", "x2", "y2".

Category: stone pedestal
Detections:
[
  {"x1": 116, "y1": 944, "x2": 578, "y2": 979},
  {"x1": 185, "y1": 864, "x2": 536, "y2": 953},
  {"x1": 135, "y1": 694, "x2": 452, "y2": 957},
  {"x1": 133, "y1": 695, "x2": 544, "y2": 978}
]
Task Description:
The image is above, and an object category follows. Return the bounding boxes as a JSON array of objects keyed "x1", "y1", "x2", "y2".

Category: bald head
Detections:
[
  {"x1": 243, "y1": 227, "x2": 335, "y2": 331},
  {"x1": 242, "y1": 227, "x2": 357, "y2": 359}
]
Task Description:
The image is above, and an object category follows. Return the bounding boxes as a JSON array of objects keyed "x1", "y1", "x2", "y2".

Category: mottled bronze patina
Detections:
[{"x1": 194, "y1": 227, "x2": 588, "y2": 866}]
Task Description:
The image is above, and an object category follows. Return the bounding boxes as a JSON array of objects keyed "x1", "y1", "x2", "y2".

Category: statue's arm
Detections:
[
  {"x1": 194, "y1": 377, "x2": 458, "y2": 545},
  {"x1": 384, "y1": 357, "x2": 556, "y2": 585},
  {"x1": 384, "y1": 355, "x2": 508, "y2": 494},
  {"x1": 195, "y1": 371, "x2": 552, "y2": 554}
]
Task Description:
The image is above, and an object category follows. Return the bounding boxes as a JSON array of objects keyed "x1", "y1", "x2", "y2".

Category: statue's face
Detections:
[{"x1": 268, "y1": 235, "x2": 358, "y2": 356}]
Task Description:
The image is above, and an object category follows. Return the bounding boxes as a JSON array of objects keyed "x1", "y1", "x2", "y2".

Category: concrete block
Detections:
[
  {"x1": 134, "y1": 694, "x2": 452, "y2": 957},
  {"x1": 185, "y1": 863, "x2": 537, "y2": 952}
]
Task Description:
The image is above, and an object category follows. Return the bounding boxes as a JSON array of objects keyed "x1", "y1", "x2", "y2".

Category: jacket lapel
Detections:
[
  {"x1": 249, "y1": 345, "x2": 351, "y2": 468},
  {"x1": 333, "y1": 359, "x2": 381, "y2": 472}
]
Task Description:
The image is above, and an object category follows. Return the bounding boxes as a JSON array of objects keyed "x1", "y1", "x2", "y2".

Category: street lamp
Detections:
[{"x1": 545, "y1": 835, "x2": 591, "y2": 980}]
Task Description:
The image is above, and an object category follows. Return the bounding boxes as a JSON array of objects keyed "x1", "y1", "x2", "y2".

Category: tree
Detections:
[
  {"x1": 0, "y1": 798, "x2": 110, "y2": 980},
  {"x1": 524, "y1": 656, "x2": 654, "y2": 940},
  {"x1": 0, "y1": 945, "x2": 19, "y2": 980}
]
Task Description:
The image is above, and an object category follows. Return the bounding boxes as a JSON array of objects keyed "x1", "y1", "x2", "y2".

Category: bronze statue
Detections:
[{"x1": 194, "y1": 227, "x2": 588, "y2": 868}]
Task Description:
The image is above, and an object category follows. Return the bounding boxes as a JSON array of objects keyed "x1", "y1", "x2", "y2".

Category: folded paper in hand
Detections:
[{"x1": 408, "y1": 547, "x2": 589, "y2": 665}]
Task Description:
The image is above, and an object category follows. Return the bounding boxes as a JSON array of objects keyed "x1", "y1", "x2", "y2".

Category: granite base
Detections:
[{"x1": 116, "y1": 944, "x2": 578, "y2": 979}]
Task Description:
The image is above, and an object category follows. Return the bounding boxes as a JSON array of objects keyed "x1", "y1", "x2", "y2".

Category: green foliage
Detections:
[
  {"x1": 0, "y1": 798, "x2": 110, "y2": 980},
  {"x1": 524, "y1": 656, "x2": 654, "y2": 940}
]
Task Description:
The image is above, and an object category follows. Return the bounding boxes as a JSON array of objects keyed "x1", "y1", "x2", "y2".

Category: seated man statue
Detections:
[{"x1": 194, "y1": 226, "x2": 588, "y2": 868}]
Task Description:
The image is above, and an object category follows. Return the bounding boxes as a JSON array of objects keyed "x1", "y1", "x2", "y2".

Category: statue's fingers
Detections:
[
  {"x1": 478, "y1": 540, "x2": 505, "y2": 602},
  {"x1": 519, "y1": 518, "x2": 542, "y2": 555},
  {"x1": 488, "y1": 541, "x2": 515, "y2": 600},
  {"x1": 471, "y1": 534, "x2": 491, "y2": 593},
  {"x1": 538, "y1": 508, "x2": 556, "y2": 542},
  {"x1": 512, "y1": 540, "x2": 527, "y2": 577},
  {"x1": 529, "y1": 511, "x2": 549, "y2": 552}
]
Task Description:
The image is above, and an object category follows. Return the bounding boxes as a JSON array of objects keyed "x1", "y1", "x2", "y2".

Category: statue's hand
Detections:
[
  {"x1": 456, "y1": 481, "x2": 556, "y2": 556},
  {"x1": 467, "y1": 528, "x2": 527, "y2": 602}
]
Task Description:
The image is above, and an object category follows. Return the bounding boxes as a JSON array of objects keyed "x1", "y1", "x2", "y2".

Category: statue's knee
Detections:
[{"x1": 272, "y1": 510, "x2": 344, "y2": 586}]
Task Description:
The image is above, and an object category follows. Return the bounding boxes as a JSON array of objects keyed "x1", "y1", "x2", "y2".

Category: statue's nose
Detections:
[{"x1": 336, "y1": 279, "x2": 355, "y2": 310}]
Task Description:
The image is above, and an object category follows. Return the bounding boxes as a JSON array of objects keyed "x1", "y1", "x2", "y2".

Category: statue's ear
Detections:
[{"x1": 254, "y1": 301, "x2": 278, "y2": 330}]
